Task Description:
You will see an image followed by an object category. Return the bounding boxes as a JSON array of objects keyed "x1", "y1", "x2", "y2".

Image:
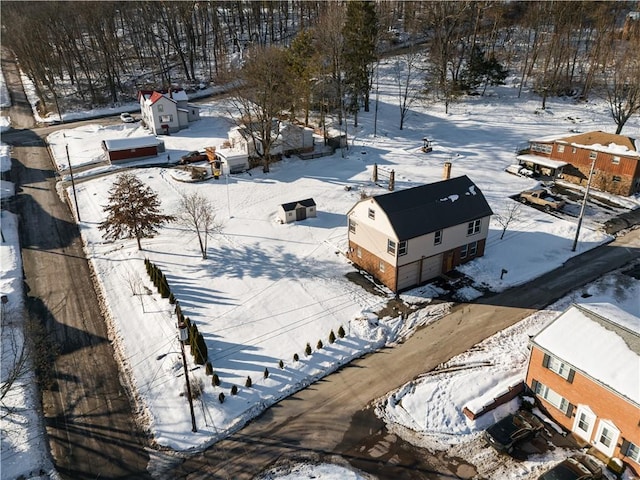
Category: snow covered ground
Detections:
[{"x1": 2, "y1": 57, "x2": 639, "y2": 479}]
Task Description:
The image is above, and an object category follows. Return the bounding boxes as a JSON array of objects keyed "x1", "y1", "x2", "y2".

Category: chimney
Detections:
[{"x1": 443, "y1": 162, "x2": 452, "y2": 180}]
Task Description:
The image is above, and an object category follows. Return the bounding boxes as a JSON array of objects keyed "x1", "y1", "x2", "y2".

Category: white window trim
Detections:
[
  {"x1": 612, "y1": 156, "x2": 620, "y2": 165},
  {"x1": 467, "y1": 219, "x2": 481, "y2": 236},
  {"x1": 572, "y1": 405, "x2": 596, "y2": 442},
  {"x1": 593, "y1": 419, "x2": 619, "y2": 457},
  {"x1": 627, "y1": 441, "x2": 640, "y2": 463},
  {"x1": 547, "y1": 356, "x2": 572, "y2": 380},
  {"x1": 368, "y1": 208, "x2": 375, "y2": 220},
  {"x1": 535, "y1": 381, "x2": 570, "y2": 414},
  {"x1": 387, "y1": 239, "x2": 396, "y2": 255}
]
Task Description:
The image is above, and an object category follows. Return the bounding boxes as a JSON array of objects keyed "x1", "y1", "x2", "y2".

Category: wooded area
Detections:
[{"x1": 2, "y1": 1, "x2": 639, "y2": 133}]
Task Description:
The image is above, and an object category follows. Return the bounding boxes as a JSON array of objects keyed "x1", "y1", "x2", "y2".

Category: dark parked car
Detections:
[
  {"x1": 179, "y1": 151, "x2": 207, "y2": 164},
  {"x1": 538, "y1": 455, "x2": 603, "y2": 480},
  {"x1": 484, "y1": 410, "x2": 545, "y2": 454}
]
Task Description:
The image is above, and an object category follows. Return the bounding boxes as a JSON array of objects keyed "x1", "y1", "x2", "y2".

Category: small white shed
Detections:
[
  {"x1": 278, "y1": 198, "x2": 316, "y2": 224},
  {"x1": 216, "y1": 148, "x2": 249, "y2": 174}
]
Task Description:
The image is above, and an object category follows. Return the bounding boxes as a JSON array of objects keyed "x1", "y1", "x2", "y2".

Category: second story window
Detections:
[
  {"x1": 387, "y1": 239, "x2": 396, "y2": 255},
  {"x1": 434, "y1": 230, "x2": 442, "y2": 245},
  {"x1": 612, "y1": 156, "x2": 620, "y2": 165},
  {"x1": 467, "y1": 219, "x2": 481, "y2": 236},
  {"x1": 368, "y1": 208, "x2": 375, "y2": 220},
  {"x1": 557, "y1": 145, "x2": 565, "y2": 153},
  {"x1": 543, "y1": 353, "x2": 575, "y2": 382},
  {"x1": 349, "y1": 219, "x2": 356, "y2": 233},
  {"x1": 398, "y1": 241, "x2": 407, "y2": 256},
  {"x1": 589, "y1": 151, "x2": 597, "y2": 160}
]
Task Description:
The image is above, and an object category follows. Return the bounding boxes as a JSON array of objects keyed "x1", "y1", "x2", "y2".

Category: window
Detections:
[
  {"x1": 349, "y1": 219, "x2": 356, "y2": 233},
  {"x1": 434, "y1": 230, "x2": 442, "y2": 245},
  {"x1": 158, "y1": 104, "x2": 164, "y2": 112},
  {"x1": 398, "y1": 241, "x2": 407, "y2": 256},
  {"x1": 594, "y1": 420, "x2": 619, "y2": 456},
  {"x1": 598, "y1": 426, "x2": 614, "y2": 448},
  {"x1": 368, "y1": 208, "x2": 375, "y2": 220},
  {"x1": 159, "y1": 114, "x2": 173, "y2": 123},
  {"x1": 532, "y1": 143, "x2": 552, "y2": 154},
  {"x1": 533, "y1": 380, "x2": 572, "y2": 415},
  {"x1": 612, "y1": 156, "x2": 620, "y2": 165},
  {"x1": 589, "y1": 151, "x2": 598, "y2": 160},
  {"x1": 287, "y1": 212, "x2": 293, "y2": 217},
  {"x1": 625, "y1": 441, "x2": 640, "y2": 463},
  {"x1": 467, "y1": 219, "x2": 481, "y2": 235},
  {"x1": 387, "y1": 239, "x2": 396, "y2": 255},
  {"x1": 460, "y1": 244, "x2": 468, "y2": 259},
  {"x1": 356, "y1": 247, "x2": 362, "y2": 258},
  {"x1": 572, "y1": 147, "x2": 577, "y2": 154},
  {"x1": 612, "y1": 175, "x2": 621, "y2": 183},
  {"x1": 379, "y1": 261, "x2": 385, "y2": 272},
  {"x1": 544, "y1": 354, "x2": 575, "y2": 381},
  {"x1": 557, "y1": 145, "x2": 565, "y2": 153},
  {"x1": 469, "y1": 241, "x2": 477, "y2": 256}
]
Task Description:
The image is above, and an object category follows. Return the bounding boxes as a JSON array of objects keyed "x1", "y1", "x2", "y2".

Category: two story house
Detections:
[
  {"x1": 346, "y1": 175, "x2": 493, "y2": 293},
  {"x1": 525, "y1": 303, "x2": 640, "y2": 475},
  {"x1": 138, "y1": 89, "x2": 200, "y2": 135},
  {"x1": 518, "y1": 131, "x2": 640, "y2": 196}
]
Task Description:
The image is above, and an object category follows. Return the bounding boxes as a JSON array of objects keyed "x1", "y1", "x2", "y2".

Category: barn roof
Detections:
[
  {"x1": 102, "y1": 136, "x2": 161, "y2": 151},
  {"x1": 280, "y1": 198, "x2": 316, "y2": 212},
  {"x1": 370, "y1": 175, "x2": 493, "y2": 241}
]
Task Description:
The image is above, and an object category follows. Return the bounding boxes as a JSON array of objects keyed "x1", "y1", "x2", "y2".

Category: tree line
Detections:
[{"x1": 2, "y1": 1, "x2": 638, "y2": 140}]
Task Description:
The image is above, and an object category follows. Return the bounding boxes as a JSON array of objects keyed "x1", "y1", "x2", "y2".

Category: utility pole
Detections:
[
  {"x1": 572, "y1": 157, "x2": 596, "y2": 252},
  {"x1": 65, "y1": 145, "x2": 81, "y2": 221},
  {"x1": 178, "y1": 322, "x2": 197, "y2": 432}
]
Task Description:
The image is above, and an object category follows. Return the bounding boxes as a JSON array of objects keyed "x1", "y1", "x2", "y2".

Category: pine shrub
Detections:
[
  {"x1": 293, "y1": 353, "x2": 299, "y2": 362},
  {"x1": 305, "y1": 343, "x2": 312, "y2": 356},
  {"x1": 212, "y1": 373, "x2": 220, "y2": 386},
  {"x1": 264, "y1": 368, "x2": 269, "y2": 379},
  {"x1": 338, "y1": 326, "x2": 345, "y2": 338},
  {"x1": 169, "y1": 293, "x2": 176, "y2": 305},
  {"x1": 329, "y1": 330, "x2": 336, "y2": 344},
  {"x1": 218, "y1": 392, "x2": 225, "y2": 403},
  {"x1": 205, "y1": 361, "x2": 213, "y2": 375},
  {"x1": 245, "y1": 376, "x2": 252, "y2": 388},
  {"x1": 231, "y1": 385, "x2": 238, "y2": 395},
  {"x1": 278, "y1": 359, "x2": 284, "y2": 369},
  {"x1": 317, "y1": 340, "x2": 323, "y2": 350},
  {"x1": 192, "y1": 333, "x2": 208, "y2": 365}
]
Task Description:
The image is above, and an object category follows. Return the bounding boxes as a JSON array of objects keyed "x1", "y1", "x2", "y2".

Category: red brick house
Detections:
[
  {"x1": 525, "y1": 303, "x2": 640, "y2": 475},
  {"x1": 517, "y1": 131, "x2": 640, "y2": 196},
  {"x1": 346, "y1": 175, "x2": 493, "y2": 292}
]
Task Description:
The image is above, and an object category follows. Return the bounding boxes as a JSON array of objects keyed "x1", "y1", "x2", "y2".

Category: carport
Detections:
[{"x1": 515, "y1": 154, "x2": 567, "y2": 179}]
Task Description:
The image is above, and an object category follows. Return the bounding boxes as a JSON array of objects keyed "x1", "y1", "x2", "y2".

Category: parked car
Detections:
[
  {"x1": 538, "y1": 455, "x2": 603, "y2": 480},
  {"x1": 179, "y1": 151, "x2": 208, "y2": 164},
  {"x1": 519, "y1": 189, "x2": 565, "y2": 211},
  {"x1": 120, "y1": 112, "x2": 135, "y2": 123},
  {"x1": 505, "y1": 164, "x2": 534, "y2": 177},
  {"x1": 484, "y1": 410, "x2": 545, "y2": 454}
]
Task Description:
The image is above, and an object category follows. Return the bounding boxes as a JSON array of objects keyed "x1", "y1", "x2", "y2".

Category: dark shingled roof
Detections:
[
  {"x1": 373, "y1": 176, "x2": 493, "y2": 241},
  {"x1": 281, "y1": 198, "x2": 316, "y2": 212}
]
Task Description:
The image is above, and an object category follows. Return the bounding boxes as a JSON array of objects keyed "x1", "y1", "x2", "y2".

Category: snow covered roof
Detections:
[
  {"x1": 529, "y1": 131, "x2": 638, "y2": 158},
  {"x1": 532, "y1": 303, "x2": 640, "y2": 405},
  {"x1": 101, "y1": 136, "x2": 161, "y2": 151},
  {"x1": 516, "y1": 154, "x2": 568, "y2": 169},
  {"x1": 280, "y1": 198, "x2": 316, "y2": 212},
  {"x1": 365, "y1": 175, "x2": 493, "y2": 241}
]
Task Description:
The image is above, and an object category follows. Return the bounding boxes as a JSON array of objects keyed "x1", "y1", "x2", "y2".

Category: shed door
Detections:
[
  {"x1": 296, "y1": 206, "x2": 306, "y2": 221},
  {"x1": 420, "y1": 254, "x2": 443, "y2": 282},
  {"x1": 397, "y1": 261, "x2": 420, "y2": 291}
]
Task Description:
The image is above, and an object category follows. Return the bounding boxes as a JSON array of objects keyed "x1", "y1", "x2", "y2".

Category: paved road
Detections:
[{"x1": 2, "y1": 48, "x2": 152, "y2": 480}]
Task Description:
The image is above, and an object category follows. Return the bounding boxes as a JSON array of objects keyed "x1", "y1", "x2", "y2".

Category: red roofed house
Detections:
[
  {"x1": 517, "y1": 131, "x2": 640, "y2": 196},
  {"x1": 138, "y1": 89, "x2": 200, "y2": 135},
  {"x1": 525, "y1": 303, "x2": 640, "y2": 475}
]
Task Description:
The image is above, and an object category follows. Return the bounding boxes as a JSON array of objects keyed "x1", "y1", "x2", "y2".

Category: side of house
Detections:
[
  {"x1": 521, "y1": 131, "x2": 640, "y2": 196},
  {"x1": 346, "y1": 175, "x2": 493, "y2": 292},
  {"x1": 525, "y1": 303, "x2": 640, "y2": 475}
]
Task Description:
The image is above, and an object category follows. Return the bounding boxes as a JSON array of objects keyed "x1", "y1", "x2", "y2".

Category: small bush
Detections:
[
  {"x1": 305, "y1": 343, "x2": 312, "y2": 356},
  {"x1": 212, "y1": 373, "x2": 220, "y2": 386},
  {"x1": 231, "y1": 385, "x2": 238, "y2": 395},
  {"x1": 169, "y1": 293, "x2": 176, "y2": 305},
  {"x1": 293, "y1": 353, "x2": 299, "y2": 362},
  {"x1": 329, "y1": 330, "x2": 336, "y2": 344},
  {"x1": 264, "y1": 367, "x2": 269, "y2": 379},
  {"x1": 187, "y1": 378, "x2": 204, "y2": 400},
  {"x1": 338, "y1": 326, "x2": 345, "y2": 338},
  {"x1": 245, "y1": 376, "x2": 252, "y2": 388},
  {"x1": 205, "y1": 361, "x2": 213, "y2": 375},
  {"x1": 316, "y1": 340, "x2": 323, "y2": 350},
  {"x1": 278, "y1": 359, "x2": 284, "y2": 369},
  {"x1": 218, "y1": 392, "x2": 225, "y2": 403}
]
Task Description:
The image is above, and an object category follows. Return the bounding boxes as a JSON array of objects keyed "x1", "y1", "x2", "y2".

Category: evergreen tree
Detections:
[
  {"x1": 99, "y1": 173, "x2": 175, "y2": 250},
  {"x1": 264, "y1": 367, "x2": 269, "y2": 379},
  {"x1": 286, "y1": 29, "x2": 318, "y2": 125},
  {"x1": 338, "y1": 326, "x2": 345, "y2": 338},
  {"x1": 245, "y1": 376, "x2": 252, "y2": 388},
  {"x1": 305, "y1": 343, "x2": 312, "y2": 356},
  {"x1": 461, "y1": 45, "x2": 508, "y2": 95},
  {"x1": 329, "y1": 330, "x2": 336, "y2": 344}
]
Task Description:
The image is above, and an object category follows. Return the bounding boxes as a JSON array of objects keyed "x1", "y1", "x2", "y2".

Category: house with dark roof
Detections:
[
  {"x1": 518, "y1": 130, "x2": 640, "y2": 196},
  {"x1": 525, "y1": 303, "x2": 640, "y2": 475},
  {"x1": 346, "y1": 175, "x2": 493, "y2": 292},
  {"x1": 138, "y1": 89, "x2": 200, "y2": 135},
  {"x1": 278, "y1": 198, "x2": 316, "y2": 224}
]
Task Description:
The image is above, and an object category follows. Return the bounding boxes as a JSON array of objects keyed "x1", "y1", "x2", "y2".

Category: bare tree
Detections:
[
  {"x1": 606, "y1": 48, "x2": 640, "y2": 134},
  {"x1": 392, "y1": 49, "x2": 424, "y2": 130},
  {"x1": 494, "y1": 200, "x2": 522, "y2": 240},
  {"x1": 176, "y1": 192, "x2": 222, "y2": 260}
]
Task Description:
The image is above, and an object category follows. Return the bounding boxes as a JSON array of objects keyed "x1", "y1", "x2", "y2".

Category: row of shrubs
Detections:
[{"x1": 144, "y1": 258, "x2": 209, "y2": 365}]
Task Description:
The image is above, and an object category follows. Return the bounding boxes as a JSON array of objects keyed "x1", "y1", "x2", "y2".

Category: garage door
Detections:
[
  {"x1": 421, "y1": 253, "x2": 443, "y2": 282},
  {"x1": 397, "y1": 262, "x2": 420, "y2": 291}
]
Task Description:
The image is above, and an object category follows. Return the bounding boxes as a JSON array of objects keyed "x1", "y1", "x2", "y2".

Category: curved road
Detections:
[{"x1": 2, "y1": 46, "x2": 639, "y2": 480}]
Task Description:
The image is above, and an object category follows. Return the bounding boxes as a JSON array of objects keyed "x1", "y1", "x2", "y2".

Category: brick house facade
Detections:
[
  {"x1": 518, "y1": 131, "x2": 640, "y2": 196},
  {"x1": 525, "y1": 303, "x2": 640, "y2": 475},
  {"x1": 346, "y1": 175, "x2": 493, "y2": 293}
]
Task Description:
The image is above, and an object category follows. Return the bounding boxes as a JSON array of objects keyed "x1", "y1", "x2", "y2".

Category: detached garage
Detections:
[
  {"x1": 102, "y1": 136, "x2": 165, "y2": 163},
  {"x1": 278, "y1": 198, "x2": 316, "y2": 224}
]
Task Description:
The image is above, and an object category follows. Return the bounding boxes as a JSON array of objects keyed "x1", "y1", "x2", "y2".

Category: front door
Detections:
[{"x1": 295, "y1": 206, "x2": 306, "y2": 221}]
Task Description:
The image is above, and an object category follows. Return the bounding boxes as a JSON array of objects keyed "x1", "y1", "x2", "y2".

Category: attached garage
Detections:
[
  {"x1": 101, "y1": 136, "x2": 165, "y2": 163},
  {"x1": 278, "y1": 198, "x2": 316, "y2": 224},
  {"x1": 396, "y1": 253, "x2": 443, "y2": 291}
]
